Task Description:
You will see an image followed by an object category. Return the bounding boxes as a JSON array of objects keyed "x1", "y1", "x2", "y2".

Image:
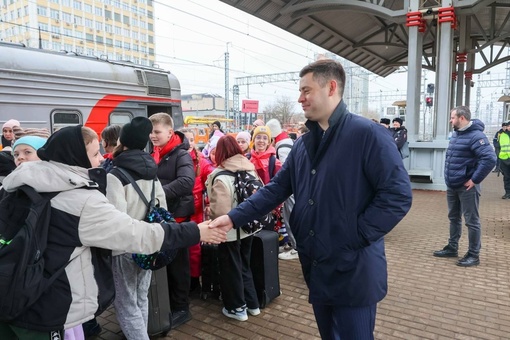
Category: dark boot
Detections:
[
  {"x1": 456, "y1": 253, "x2": 480, "y2": 267},
  {"x1": 171, "y1": 309, "x2": 192, "y2": 329},
  {"x1": 82, "y1": 317, "x2": 102, "y2": 337},
  {"x1": 433, "y1": 244, "x2": 458, "y2": 257}
]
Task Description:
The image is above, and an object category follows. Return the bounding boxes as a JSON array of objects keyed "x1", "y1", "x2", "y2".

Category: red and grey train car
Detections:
[{"x1": 0, "y1": 42, "x2": 182, "y2": 135}]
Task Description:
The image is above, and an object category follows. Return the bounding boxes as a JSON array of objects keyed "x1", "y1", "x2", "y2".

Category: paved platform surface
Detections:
[{"x1": 92, "y1": 172, "x2": 510, "y2": 340}]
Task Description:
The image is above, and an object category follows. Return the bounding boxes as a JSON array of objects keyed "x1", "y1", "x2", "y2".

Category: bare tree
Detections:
[
  {"x1": 263, "y1": 96, "x2": 297, "y2": 125},
  {"x1": 360, "y1": 109, "x2": 380, "y2": 121}
]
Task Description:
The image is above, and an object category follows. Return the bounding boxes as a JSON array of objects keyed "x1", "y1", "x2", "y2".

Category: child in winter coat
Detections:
[
  {"x1": 249, "y1": 126, "x2": 282, "y2": 185},
  {"x1": 106, "y1": 117, "x2": 164, "y2": 340},
  {"x1": 206, "y1": 135, "x2": 260, "y2": 322},
  {"x1": 0, "y1": 125, "x2": 225, "y2": 340},
  {"x1": 1, "y1": 119, "x2": 20, "y2": 151},
  {"x1": 236, "y1": 131, "x2": 251, "y2": 156}
]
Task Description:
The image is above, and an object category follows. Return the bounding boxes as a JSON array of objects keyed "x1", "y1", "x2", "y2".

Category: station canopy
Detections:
[{"x1": 221, "y1": 0, "x2": 510, "y2": 77}]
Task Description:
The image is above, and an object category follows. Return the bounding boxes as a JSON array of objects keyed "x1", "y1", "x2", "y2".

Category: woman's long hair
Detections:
[{"x1": 215, "y1": 135, "x2": 243, "y2": 167}]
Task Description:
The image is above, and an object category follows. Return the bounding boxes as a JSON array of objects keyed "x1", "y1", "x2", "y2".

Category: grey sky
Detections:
[{"x1": 154, "y1": 1, "x2": 508, "y2": 117}]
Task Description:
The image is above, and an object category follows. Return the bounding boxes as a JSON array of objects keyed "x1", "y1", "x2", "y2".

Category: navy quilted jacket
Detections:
[{"x1": 444, "y1": 119, "x2": 496, "y2": 188}]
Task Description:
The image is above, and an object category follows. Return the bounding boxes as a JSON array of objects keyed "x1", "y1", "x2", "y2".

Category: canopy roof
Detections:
[{"x1": 221, "y1": 0, "x2": 510, "y2": 77}]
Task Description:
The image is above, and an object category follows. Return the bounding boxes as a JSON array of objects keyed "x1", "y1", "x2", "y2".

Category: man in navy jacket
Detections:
[
  {"x1": 210, "y1": 59, "x2": 412, "y2": 339},
  {"x1": 433, "y1": 106, "x2": 496, "y2": 266}
]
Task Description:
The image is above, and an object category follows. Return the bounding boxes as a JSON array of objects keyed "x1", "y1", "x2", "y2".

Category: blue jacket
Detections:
[
  {"x1": 229, "y1": 101, "x2": 412, "y2": 306},
  {"x1": 444, "y1": 119, "x2": 496, "y2": 189}
]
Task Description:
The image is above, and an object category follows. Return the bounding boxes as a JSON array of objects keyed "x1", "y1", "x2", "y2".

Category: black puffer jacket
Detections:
[{"x1": 155, "y1": 131, "x2": 195, "y2": 218}]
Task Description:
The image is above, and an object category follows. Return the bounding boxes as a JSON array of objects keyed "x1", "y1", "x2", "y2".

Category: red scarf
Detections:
[
  {"x1": 152, "y1": 133, "x2": 182, "y2": 164},
  {"x1": 274, "y1": 132, "x2": 288, "y2": 144},
  {"x1": 250, "y1": 146, "x2": 278, "y2": 184}
]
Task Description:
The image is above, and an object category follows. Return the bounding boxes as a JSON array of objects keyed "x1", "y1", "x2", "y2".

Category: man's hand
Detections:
[
  {"x1": 198, "y1": 220, "x2": 227, "y2": 244},
  {"x1": 209, "y1": 215, "x2": 234, "y2": 233},
  {"x1": 464, "y1": 179, "x2": 475, "y2": 190}
]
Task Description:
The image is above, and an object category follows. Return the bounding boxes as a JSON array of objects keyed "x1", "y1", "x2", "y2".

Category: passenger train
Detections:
[{"x1": 0, "y1": 42, "x2": 183, "y2": 136}]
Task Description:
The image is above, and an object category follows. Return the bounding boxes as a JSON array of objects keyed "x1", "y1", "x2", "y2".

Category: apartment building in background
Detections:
[{"x1": 0, "y1": 0, "x2": 155, "y2": 66}]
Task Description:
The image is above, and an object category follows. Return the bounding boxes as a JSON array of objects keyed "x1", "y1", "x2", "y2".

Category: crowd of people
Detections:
[{"x1": 0, "y1": 58, "x2": 502, "y2": 339}]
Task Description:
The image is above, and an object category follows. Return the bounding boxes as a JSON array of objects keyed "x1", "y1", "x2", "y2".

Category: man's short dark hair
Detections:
[
  {"x1": 299, "y1": 59, "x2": 346, "y2": 97},
  {"x1": 451, "y1": 106, "x2": 471, "y2": 121}
]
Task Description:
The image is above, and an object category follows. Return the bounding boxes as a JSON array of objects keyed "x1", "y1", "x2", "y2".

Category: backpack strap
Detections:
[
  {"x1": 210, "y1": 170, "x2": 236, "y2": 185},
  {"x1": 114, "y1": 167, "x2": 152, "y2": 209},
  {"x1": 269, "y1": 155, "x2": 276, "y2": 179}
]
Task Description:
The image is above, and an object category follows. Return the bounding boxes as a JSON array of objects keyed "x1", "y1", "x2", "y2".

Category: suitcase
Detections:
[
  {"x1": 250, "y1": 230, "x2": 281, "y2": 309},
  {"x1": 200, "y1": 243, "x2": 221, "y2": 300},
  {"x1": 147, "y1": 267, "x2": 172, "y2": 336}
]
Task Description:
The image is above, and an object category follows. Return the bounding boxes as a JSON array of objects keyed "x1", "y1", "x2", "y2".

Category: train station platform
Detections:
[{"x1": 92, "y1": 172, "x2": 510, "y2": 340}]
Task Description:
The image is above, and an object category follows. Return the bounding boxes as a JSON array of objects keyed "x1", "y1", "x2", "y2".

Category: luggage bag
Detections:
[
  {"x1": 147, "y1": 267, "x2": 172, "y2": 336},
  {"x1": 250, "y1": 230, "x2": 281, "y2": 308}
]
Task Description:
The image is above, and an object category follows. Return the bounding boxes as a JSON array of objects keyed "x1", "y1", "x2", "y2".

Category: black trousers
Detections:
[
  {"x1": 495, "y1": 148, "x2": 501, "y2": 169},
  {"x1": 218, "y1": 236, "x2": 259, "y2": 311},
  {"x1": 167, "y1": 247, "x2": 190, "y2": 311},
  {"x1": 500, "y1": 159, "x2": 510, "y2": 194}
]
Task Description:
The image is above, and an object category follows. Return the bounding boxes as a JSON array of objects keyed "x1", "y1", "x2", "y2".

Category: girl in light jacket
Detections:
[
  {"x1": 206, "y1": 135, "x2": 260, "y2": 322},
  {"x1": 0, "y1": 125, "x2": 225, "y2": 340}
]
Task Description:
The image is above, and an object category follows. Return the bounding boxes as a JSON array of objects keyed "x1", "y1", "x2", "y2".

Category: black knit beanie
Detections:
[{"x1": 119, "y1": 117, "x2": 153, "y2": 150}]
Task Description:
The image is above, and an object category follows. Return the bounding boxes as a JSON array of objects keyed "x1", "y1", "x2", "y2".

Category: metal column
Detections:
[
  {"x1": 434, "y1": 1, "x2": 455, "y2": 140},
  {"x1": 406, "y1": 0, "x2": 423, "y2": 143}
]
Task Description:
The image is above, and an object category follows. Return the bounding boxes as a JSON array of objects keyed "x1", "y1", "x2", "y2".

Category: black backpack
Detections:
[
  {"x1": 0, "y1": 185, "x2": 62, "y2": 321},
  {"x1": 113, "y1": 167, "x2": 178, "y2": 270},
  {"x1": 212, "y1": 170, "x2": 275, "y2": 235}
]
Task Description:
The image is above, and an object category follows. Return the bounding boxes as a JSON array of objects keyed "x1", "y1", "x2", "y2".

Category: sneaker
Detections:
[
  {"x1": 222, "y1": 307, "x2": 248, "y2": 321},
  {"x1": 247, "y1": 308, "x2": 260, "y2": 316},
  {"x1": 279, "y1": 249, "x2": 299, "y2": 260},
  {"x1": 279, "y1": 244, "x2": 293, "y2": 253}
]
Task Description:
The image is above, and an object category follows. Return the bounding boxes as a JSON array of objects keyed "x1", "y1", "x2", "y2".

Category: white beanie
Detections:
[
  {"x1": 236, "y1": 131, "x2": 251, "y2": 143},
  {"x1": 266, "y1": 119, "x2": 282, "y2": 137}
]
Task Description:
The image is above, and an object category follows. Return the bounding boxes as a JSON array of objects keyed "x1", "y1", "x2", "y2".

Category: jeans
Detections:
[
  {"x1": 112, "y1": 253, "x2": 151, "y2": 340},
  {"x1": 447, "y1": 185, "x2": 481, "y2": 256}
]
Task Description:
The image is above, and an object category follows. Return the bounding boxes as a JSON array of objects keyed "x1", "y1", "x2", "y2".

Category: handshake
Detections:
[{"x1": 197, "y1": 215, "x2": 234, "y2": 244}]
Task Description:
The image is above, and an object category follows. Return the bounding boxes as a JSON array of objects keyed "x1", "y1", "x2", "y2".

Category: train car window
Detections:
[
  {"x1": 110, "y1": 112, "x2": 133, "y2": 126},
  {"x1": 51, "y1": 110, "x2": 82, "y2": 132}
]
